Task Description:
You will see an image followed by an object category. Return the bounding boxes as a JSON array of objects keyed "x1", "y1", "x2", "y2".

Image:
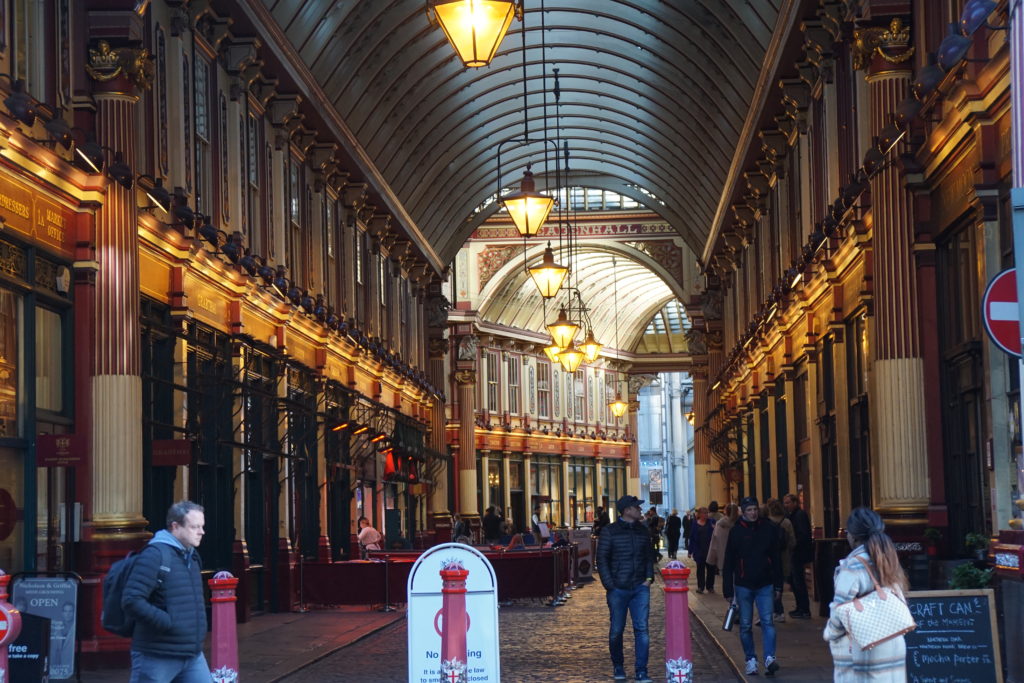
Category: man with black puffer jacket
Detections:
[
  {"x1": 597, "y1": 495, "x2": 655, "y2": 683},
  {"x1": 722, "y1": 496, "x2": 783, "y2": 678},
  {"x1": 122, "y1": 500, "x2": 209, "y2": 683}
]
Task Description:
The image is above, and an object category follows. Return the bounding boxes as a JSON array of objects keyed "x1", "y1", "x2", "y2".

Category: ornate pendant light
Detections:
[
  {"x1": 581, "y1": 328, "x2": 602, "y2": 362},
  {"x1": 528, "y1": 243, "x2": 568, "y2": 299},
  {"x1": 501, "y1": 166, "x2": 554, "y2": 237},
  {"x1": 428, "y1": 0, "x2": 519, "y2": 68},
  {"x1": 546, "y1": 305, "x2": 578, "y2": 350},
  {"x1": 609, "y1": 395, "x2": 628, "y2": 418},
  {"x1": 543, "y1": 340, "x2": 562, "y2": 362},
  {"x1": 557, "y1": 341, "x2": 584, "y2": 373}
]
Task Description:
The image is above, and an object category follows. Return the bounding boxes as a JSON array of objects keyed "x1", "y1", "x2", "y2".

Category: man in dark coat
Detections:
[
  {"x1": 122, "y1": 500, "x2": 209, "y2": 682},
  {"x1": 665, "y1": 509, "x2": 682, "y2": 559},
  {"x1": 596, "y1": 495, "x2": 655, "y2": 683},
  {"x1": 783, "y1": 493, "x2": 813, "y2": 618},
  {"x1": 482, "y1": 506, "x2": 502, "y2": 543},
  {"x1": 722, "y1": 497, "x2": 783, "y2": 677}
]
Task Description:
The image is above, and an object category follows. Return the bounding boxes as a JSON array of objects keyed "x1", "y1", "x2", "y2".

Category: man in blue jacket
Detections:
[
  {"x1": 596, "y1": 495, "x2": 655, "y2": 683},
  {"x1": 722, "y1": 496, "x2": 783, "y2": 677},
  {"x1": 123, "y1": 500, "x2": 208, "y2": 682}
]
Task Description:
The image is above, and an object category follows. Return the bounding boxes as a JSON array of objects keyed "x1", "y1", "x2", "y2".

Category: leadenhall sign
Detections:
[{"x1": 473, "y1": 222, "x2": 675, "y2": 239}]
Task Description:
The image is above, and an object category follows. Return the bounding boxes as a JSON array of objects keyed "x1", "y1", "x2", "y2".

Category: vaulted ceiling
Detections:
[{"x1": 257, "y1": 0, "x2": 783, "y2": 265}]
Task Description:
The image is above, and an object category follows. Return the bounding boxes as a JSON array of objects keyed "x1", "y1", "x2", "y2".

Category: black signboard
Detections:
[
  {"x1": 906, "y1": 589, "x2": 1003, "y2": 683},
  {"x1": 8, "y1": 611, "x2": 50, "y2": 682},
  {"x1": 10, "y1": 575, "x2": 78, "y2": 680}
]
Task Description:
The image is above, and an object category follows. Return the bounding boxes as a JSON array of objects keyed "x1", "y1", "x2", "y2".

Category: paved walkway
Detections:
[
  {"x1": 283, "y1": 574, "x2": 741, "y2": 682},
  {"x1": 681, "y1": 557, "x2": 835, "y2": 680}
]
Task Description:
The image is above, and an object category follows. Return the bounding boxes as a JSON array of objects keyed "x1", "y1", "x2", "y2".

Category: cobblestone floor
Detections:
[{"x1": 283, "y1": 576, "x2": 741, "y2": 682}]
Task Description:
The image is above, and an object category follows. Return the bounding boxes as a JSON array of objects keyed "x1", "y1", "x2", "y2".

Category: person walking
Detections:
[
  {"x1": 358, "y1": 516, "x2": 383, "y2": 557},
  {"x1": 645, "y1": 507, "x2": 663, "y2": 562},
  {"x1": 596, "y1": 495, "x2": 655, "y2": 683},
  {"x1": 593, "y1": 505, "x2": 610, "y2": 536},
  {"x1": 665, "y1": 509, "x2": 682, "y2": 559},
  {"x1": 824, "y1": 508, "x2": 910, "y2": 682},
  {"x1": 708, "y1": 500, "x2": 723, "y2": 522},
  {"x1": 706, "y1": 503, "x2": 739, "y2": 572},
  {"x1": 682, "y1": 509, "x2": 694, "y2": 551},
  {"x1": 688, "y1": 506, "x2": 717, "y2": 593},
  {"x1": 784, "y1": 493, "x2": 813, "y2": 619},
  {"x1": 482, "y1": 505, "x2": 502, "y2": 544},
  {"x1": 122, "y1": 500, "x2": 209, "y2": 683},
  {"x1": 766, "y1": 498, "x2": 796, "y2": 623},
  {"x1": 722, "y1": 496, "x2": 783, "y2": 677}
]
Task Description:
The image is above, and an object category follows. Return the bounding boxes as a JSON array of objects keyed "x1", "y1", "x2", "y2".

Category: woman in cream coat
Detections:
[{"x1": 705, "y1": 503, "x2": 738, "y2": 571}]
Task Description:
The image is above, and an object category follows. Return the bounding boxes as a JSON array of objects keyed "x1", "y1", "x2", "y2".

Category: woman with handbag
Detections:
[{"x1": 824, "y1": 508, "x2": 913, "y2": 681}]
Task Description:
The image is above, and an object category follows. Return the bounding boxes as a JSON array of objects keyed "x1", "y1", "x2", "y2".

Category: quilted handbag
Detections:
[{"x1": 833, "y1": 554, "x2": 916, "y2": 650}]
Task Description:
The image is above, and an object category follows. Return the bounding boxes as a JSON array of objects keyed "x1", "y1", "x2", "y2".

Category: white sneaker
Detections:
[{"x1": 745, "y1": 657, "x2": 759, "y2": 675}]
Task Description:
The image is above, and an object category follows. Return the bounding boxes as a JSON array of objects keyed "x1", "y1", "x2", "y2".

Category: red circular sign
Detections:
[{"x1": 983, "y1": 268, "x2": 1021, "y2": 358}]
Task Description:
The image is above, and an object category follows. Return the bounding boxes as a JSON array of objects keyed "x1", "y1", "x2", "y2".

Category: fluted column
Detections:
[
  {"x1": 866, "y1": 21, "x2": 930, "y2": 524},
  {"x1": 669, "y1": 374, "x2": 687, "y2": 512},
  {"x1": 454, "y1": 368, "x2": 479, "y2": 517},
  {"x1": 480, "y1": 450, "x2": 490, "y2": 512},
  {"x1": 428, "y1": 335, "x2": 450, "y2": 523},
  {"x1": 628, "y1": 405, "x2": 641, "y2": 496},
  {"x1": 88, "y1": 45, "x2": 148, "y2": 537}
]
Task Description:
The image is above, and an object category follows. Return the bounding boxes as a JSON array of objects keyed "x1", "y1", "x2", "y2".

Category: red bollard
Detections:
[
  {"x1": 438, "y1": 560, "x2": 470, "y2": 683},
  {"x1": 0, "y1": 570, "x2": 23, "y2": 683},
  {"x1": 660, "y1": 560, "x2": 693, "y2": 683},
  {"x1": 208, "y1": 570, "x2": 240, "y2": 683}
]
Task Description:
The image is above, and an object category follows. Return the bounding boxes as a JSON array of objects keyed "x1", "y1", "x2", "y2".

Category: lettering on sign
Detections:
[
  {"x1": 474, "y1": 223, "x2": 676, "y2": 239},
  {"x1": 931, "y1": 156, "x2": 978, "y2": 228},
  {"x1": 0, "y1": 192, "x2": 29, "y2": 219},
  {"x1": 995, "y1": 551, "x2": 1019, "y2": 571},
  {"x1": 195, "y1": 294, "x2": 218, "y2": 314},
  {"x1": 895, "y1": 542, "x2": 923, "y2": 553},
  {"x1": 0, "y1": 174, "x2": 74, "y2": 254}
]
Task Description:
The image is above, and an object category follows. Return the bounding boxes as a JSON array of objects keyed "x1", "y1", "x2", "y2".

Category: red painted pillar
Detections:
[
  {"x1": 661, "y1": 561, "x2": 693, "y2": 683},
  {"x1": 0, "y1": 571, "x2": 24, "y2": 681},
  {"x1": 208, "y1": 571, "x2": 240, "y2": 682},
  {"x1": 438, "y1": 560, "x2": 469, "y2": 683}
]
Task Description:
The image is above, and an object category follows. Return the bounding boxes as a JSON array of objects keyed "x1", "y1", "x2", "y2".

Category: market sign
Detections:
[
  {"x1": 0, "y1": 172, "x2": 75, "y2": 255},
  {"x1": 37, "y1": 434, "x2": 85, "y2": 468}
]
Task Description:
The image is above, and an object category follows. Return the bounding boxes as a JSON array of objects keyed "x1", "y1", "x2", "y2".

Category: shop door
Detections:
[{"x1": 818, "y1": 336, "x2": 840, "y2": 537}]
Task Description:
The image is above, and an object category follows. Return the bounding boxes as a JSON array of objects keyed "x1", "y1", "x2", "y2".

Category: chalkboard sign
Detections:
[{"x1": 906, "y1": 589, "x2": 1003, "y2": 683}]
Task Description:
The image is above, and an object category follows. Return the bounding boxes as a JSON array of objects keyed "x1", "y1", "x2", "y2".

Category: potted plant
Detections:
[
  {"x1": 948, "y1": 561, "x2": 993, "y2": 590},
  {"x1": 923, "y1": 527, "x2": 942, "y2": 556},
  {"x1": 964, "y1": 532, "x2": 989, "y2": 561}
]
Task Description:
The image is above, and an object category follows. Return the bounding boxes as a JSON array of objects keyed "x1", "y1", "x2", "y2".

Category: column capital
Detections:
[
  {"x1": 856, "y1": 17, "x2": 915, "y2": 77},
  {"x1": 454, "y1": 369, "x2": 476, "y2": 386},
  {"x1": 86, "y1": 40, "x2": 153, "y2": 97}
]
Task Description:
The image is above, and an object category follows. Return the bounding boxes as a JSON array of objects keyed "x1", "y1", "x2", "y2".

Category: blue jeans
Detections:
[
  {"x1": 607, "y1": 582, "x2": 650, "y2": 674},
  {"x1": 129, "y1": 651, "x2": 211, "y2": 683},
  {"x1": 736, "y1": 584, "x2": 776, "y2": 661}
]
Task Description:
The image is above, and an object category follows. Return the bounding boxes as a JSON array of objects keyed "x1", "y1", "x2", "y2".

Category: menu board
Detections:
[{"x1": 906, "y1": 589, "x2": 1002, "y2": 683}]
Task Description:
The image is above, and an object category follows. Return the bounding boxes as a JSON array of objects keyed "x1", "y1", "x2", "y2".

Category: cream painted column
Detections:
[
  {"x1": 561, "y1": 455, "x2": 571, "y2": 527},
  {"x1": 765, "y1": 386, "x2": 779, "y2": 501},
  {"x1": 627, "y1": 405, "x2": 641, "y2": 496},
  {"x1": 831, "y1": 325, "x2": 852, "y2": 519},
  {"x1": 866, "y1": 25, "x2": 930, "y2": 525},
  {"x1": 454, "y1": 368, "x2": 479, "y2": 517},
  {"x1": 480, "y1": 450, "x2": 491, "y2": 512},
  {"x1": 595, "y1": 456, "x2": 605, "y2": 510},
  {"x1": 89, "y1": 63, "x2": 147, "y2": 536},
  {"x1": 523, "y1": 451, "x2": 533, "y2": 532},
  {"x1": 501, "y1": 450, "x2": 512, "y2": 521}
]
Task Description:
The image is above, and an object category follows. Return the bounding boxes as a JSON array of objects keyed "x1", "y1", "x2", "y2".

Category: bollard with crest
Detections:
[
  {"x1": 0, "y1": 570, "x2": 23, "y2": 683},
  {"x1": 209, "y1": 570, "x2": 240, "y2": 683},
  {"x1": 438, "y1": 559, "x2": 470, "y2": 683},
  {"x1": 661, "y1": 560, "x2": 693, "y2": 683}
]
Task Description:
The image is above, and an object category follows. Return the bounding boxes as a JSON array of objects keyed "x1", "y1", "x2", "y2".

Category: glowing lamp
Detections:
[
  {"x1": 429, "y1": 0, "x2": 518, "y2": 68},
  {"x1": 557, "y1": 342, "x2": 585, "y2": 373},
  {"x1": 546, "y1": 306, "x2": 578, "y2": 350},
  {"x1": 543, "y1": 341, "x2": 562, "y2": 363},
  {"x1": 528, "y1": 244, "x2": 568, "y2": 298},
  {"x1": 501, "y1": 166, "x2": 554, "y2": 237},
  {"x1": 608, "y1": 397, "x2": 628, "y2": 418},
  {"x1": 581, "y1": 329, "x2": 602, "y2": 362}
]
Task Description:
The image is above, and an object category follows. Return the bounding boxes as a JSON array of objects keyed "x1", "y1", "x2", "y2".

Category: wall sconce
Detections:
[
  {"x1": 487, "y1": 470, "x2": 500, "y2": 488},
  {"x1": 0, "y1": 76, "x2": 37, "y2": 126},
  {"x1": 137, "y1": 174, "x2": 171, "y2": 214}
]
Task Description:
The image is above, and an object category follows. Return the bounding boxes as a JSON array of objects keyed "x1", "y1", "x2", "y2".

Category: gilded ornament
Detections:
[
  {"x1": 852, "y1": 18, "x2": 914, "y2": 71},
  {"x1": 86, "y1": 40, "x2": 155, "y2": 90}
]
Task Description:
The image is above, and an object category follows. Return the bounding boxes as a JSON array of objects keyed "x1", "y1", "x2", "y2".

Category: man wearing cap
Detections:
[
  {"x1": 596, "y1": 495, "x2": 656, "y2": 683},
  {"x1": 722, "y1": 496, "x2": 783, "y2": 677}
]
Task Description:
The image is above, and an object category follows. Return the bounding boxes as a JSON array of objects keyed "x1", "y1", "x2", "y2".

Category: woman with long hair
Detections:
[
  {"x1": 706, "y1": 503, "x2": 739, "y2": 573},
  {"x1": 824, "y1": 507, "x2": 909, "y2": 681}
]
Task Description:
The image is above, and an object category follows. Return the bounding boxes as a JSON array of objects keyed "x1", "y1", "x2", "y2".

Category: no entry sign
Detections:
[{"x1": 983, "y1": 268, "x2": 1022, "y2": 357}]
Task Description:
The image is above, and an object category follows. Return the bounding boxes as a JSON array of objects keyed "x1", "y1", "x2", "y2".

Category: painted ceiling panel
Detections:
[{"x1": 263, "y1": 0, "x2": 781, "y2": 264}]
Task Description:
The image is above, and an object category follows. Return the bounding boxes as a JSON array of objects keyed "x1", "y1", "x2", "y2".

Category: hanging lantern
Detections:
[
  {"x1": 608, "y1": 396, "x2": 629, "y2": 418},
  {"x1": 528, "y1": 244, "x2": 568, "y2": 298},
  {"x1": 581, "y1": 329, "x2": 602, "y2": 362},
  {"x1": 543, "y1": 340, "x2": 562, "y2": 363},
  {"x1": 429, "y1": 0, "x2": 518, "y2": 68},
  {"x1": 557, "y1": 342, "x2": 585, "y2": 373},
  {"x1": 546, "y1": 306, "x2": 579, "y2": 349},
  {"x1": 501, "y1": 166, "x2": 554, "y2": 237}
]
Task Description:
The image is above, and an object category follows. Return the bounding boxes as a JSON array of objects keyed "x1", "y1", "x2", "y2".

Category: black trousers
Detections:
[
  {"x1": 789, "y1": 561, "x2": 810, "y2": 612},
  {"x1": 667, "y1": 533, "x2": 680, "y2": 557},
  {"x1": 696, "y1": 561, "x2": 717, "y2": 591}
]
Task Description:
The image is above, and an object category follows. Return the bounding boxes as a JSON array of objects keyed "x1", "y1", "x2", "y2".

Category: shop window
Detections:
[
  {"x1": 0, "y1": 290, "x2": 19, "y2": 436},
  {"x1": 485, "y1": 351, "x2": 499, "y2": 413},
  {"x1": 35, "y1": 307, "x2": 63, "y2": 414}
]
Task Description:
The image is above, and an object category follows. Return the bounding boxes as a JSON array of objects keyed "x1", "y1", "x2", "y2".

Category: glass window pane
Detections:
[
  {"x1": 36, "y1": 307, "x2": 62, "y2": 412},
  {"x1": 0, "y1": 291, "x2": 18, "y2": 436}
]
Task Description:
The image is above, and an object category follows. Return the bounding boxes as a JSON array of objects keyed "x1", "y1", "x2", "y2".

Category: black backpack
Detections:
[{"x1": 101, "y1": 544, "x2": 173, "y2": 637}]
